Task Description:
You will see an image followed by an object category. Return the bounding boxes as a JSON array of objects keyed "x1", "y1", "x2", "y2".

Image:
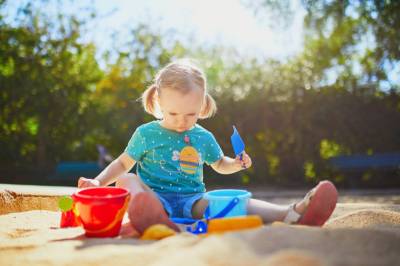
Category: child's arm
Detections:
[
  {"x1": 210, "y1": 152, "x2": 252, "y2": 175},
  {"x1": 78, "y1": 152, "x2": 136, "y2": 188}
]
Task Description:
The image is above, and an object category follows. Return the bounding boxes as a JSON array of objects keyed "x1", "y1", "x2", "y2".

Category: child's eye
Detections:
[{"x1": 169, "y1": 113, "x2": 177, "y2": 116}]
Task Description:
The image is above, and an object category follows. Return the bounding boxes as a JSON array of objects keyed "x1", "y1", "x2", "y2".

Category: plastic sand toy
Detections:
[
  {"x1": 231, "y1": 125, "x2": 245, "y2": 161},
  {"x1": 178, "y1": 215, "x2": 263, "y2": 236},
  {"x1": 71, "y1": 187, "x2": 130, "y2": 237},
  {"x1": 204, "y1": 189, "x2": 251, "y2": 218},
  {"x1": 207, "y1": 215, "x2": 262, "y2": 233},
  {"x1": 141, "y1": 224, "x2": 177, "y2": 240},
  {"x1": 172, "y1": 189, "x2": 262, "y2": 235},
  {"x1": 59, "y1": 196, "x2": 81, "y2": 228}
]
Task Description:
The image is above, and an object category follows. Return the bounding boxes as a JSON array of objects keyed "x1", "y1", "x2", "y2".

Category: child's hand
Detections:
[
  {"x1": 235, "y1": 151, "x2": 252, "y2": 169},
  {"x1": 78, "y1": 177, "x2": 100, "y2": 188}
]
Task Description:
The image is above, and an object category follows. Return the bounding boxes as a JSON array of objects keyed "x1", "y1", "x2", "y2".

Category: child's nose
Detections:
[{"x1": 178, "y1": 116, "x2": 187, "y2": 125}]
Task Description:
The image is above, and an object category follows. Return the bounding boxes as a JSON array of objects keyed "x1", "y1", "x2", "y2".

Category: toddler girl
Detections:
[{"x1": 78, "y1": 59, "x2": 337, "y2": 234}]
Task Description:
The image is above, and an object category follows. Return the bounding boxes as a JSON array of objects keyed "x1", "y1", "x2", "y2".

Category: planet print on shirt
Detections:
[{"x1": 177, "y1": 146, "x2": 200, "y2": 174}]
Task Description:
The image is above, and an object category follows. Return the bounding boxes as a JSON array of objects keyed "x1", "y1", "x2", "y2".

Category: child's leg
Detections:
[
  {"x1": 248, "y1": 181, "x2": 337, "y2": 226},
  {"x1": 247, "y1": 199, "x2": 290, "y2": 223},
  {"x1": 191, "y1": 198, "x2": 209, "y2": 219},
  {"x1": 115, "y1": 174, "x2": 179, "y2": 234},
  {"x1": 191, "y1": 181, "x2": 337, "y2": 226},
  {"x1": 191, "y1": 197, "x2": 289, "y2": 222},
  {"x1": 191, "y1": 197, "x2": 292, "y2": 222}
]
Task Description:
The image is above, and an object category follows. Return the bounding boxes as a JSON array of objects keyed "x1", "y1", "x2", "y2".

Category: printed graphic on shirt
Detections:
[{"x1": 171, "y1": 146, "x2": 200, "y2": 174}]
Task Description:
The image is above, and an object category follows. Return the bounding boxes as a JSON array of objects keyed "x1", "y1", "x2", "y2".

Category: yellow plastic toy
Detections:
[
  {"x1": 207, "y1": 215, "x2": 263, "y2": 234},
  {"x1": 141, "y1": 224, "x2": 177, "y2": 240}
]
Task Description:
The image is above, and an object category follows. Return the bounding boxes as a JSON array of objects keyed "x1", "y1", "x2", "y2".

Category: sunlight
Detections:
[{"x1": 94, "y1": 0, "x2": 305, "y2": 59}]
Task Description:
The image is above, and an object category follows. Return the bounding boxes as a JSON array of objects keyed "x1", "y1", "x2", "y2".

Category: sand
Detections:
[{"x1": 0, "y1": 185, "x2": 400, "y2": 266}]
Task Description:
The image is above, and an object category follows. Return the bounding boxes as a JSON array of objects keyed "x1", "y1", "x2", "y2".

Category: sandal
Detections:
[{"x1": 284, "y1": 180, "x2": 338, "y2": 226}]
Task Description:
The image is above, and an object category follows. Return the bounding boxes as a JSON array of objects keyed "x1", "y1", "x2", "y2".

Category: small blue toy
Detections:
[{"x1": 231, "y1": 125, "x2": 245, "y2": 163}]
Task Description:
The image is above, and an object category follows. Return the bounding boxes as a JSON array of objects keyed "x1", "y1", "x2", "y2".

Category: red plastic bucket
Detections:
[{"x1": 72, "y1": 187, "x2": 130, "y2": 237}]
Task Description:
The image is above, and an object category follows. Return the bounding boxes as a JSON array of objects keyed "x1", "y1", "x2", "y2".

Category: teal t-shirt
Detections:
[{"x1": 124, "y1": 121, "x2": 224, "y2": 193}]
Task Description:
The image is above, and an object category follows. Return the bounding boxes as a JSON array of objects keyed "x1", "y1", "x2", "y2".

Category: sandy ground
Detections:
[{"x1": 0, "y1": 184, "x2": 400, "y2": 266}]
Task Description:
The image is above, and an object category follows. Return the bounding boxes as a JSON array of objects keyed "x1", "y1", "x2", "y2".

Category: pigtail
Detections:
[
  {"x1": 141, "y1": 84, "x2": 159, "y2": 117},
  {"x1": 199, "y1": 93, "x2": 217, "y2": 119}
]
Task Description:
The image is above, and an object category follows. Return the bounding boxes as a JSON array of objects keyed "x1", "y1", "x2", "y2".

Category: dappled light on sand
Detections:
[{"x1": 0, "y1": 202, "x2": 399, "y2": 265}]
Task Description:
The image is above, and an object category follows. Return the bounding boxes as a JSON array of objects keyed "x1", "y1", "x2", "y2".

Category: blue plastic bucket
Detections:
[{"x1": 204, "y1": 189, "x2": 252, "y2": 218}]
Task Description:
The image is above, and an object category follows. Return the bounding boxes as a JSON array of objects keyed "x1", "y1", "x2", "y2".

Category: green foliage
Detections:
[
  {"x1": 246, "y1": 0, "x2": 400, "y2": 91},
  {"x1": 304, "y1": 161, "x2": 316, "y2": 182},
  {"x1": 1, "y1": 0, "x2": 400, "y2": 188},
  {"x1": 320, "y1": 139, "x2": 346, "y2": 160},
  {"x1": 0, "y1": 1, "x2": 102, "y2": 173}
]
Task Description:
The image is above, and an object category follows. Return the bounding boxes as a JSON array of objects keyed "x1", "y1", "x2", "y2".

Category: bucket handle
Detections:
[{"x1": 204, "y1": 197, "x2": 240, "y2": 219}]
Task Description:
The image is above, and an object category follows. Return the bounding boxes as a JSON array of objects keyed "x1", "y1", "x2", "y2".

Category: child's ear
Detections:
[
  {"x1": 154, "y1": 92, "x2": 164, "y2": 119},
  {"x1": 154, "y1": 90, "x2": 159, "y2": 102}
]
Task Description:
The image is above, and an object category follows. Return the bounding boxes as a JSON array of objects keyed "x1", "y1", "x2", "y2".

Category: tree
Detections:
[
  {"x1": 244, "y1": 0, "x2": 400, "y2": 91},
  {"x1": 0, "y1": 1, "x2": 102, "y2": 176}
]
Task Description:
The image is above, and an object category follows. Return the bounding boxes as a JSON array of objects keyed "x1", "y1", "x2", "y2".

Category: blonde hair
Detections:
[{"x1": 141, "y1": 59, "x2": 217, "y2": 119}]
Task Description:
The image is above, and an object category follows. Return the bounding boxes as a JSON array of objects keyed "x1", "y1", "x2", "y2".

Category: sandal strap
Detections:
[
  {"x1": 303, "y1": 188, "x2": 314, "y2": 205},
  {"x1": 283, "y1": 203, "x2": 301, "y2": 224},
  {"x1": 283, "y1": 187, "x2": 317, "y2": 224}
]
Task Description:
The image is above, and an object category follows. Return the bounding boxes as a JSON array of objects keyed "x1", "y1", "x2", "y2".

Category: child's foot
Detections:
[
  {"x1": 284, "y1": 180, "x2": 338, "y2": 226},
  {"x1": 128, "y1": 192, "x2": 180, "y2": 235},
  {"x1": 119, "y1": 222, "x2": 140, "y2": 238}
]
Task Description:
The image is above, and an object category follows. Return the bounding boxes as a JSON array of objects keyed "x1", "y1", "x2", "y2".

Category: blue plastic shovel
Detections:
[{"x1": 231, "y1": 126, "x2": 245, "y2": 161}]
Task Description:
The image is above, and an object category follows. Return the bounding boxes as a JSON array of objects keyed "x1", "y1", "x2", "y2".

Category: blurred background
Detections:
[{"x1": 1, "y1": 0, "x2": 400, "y2": 189}]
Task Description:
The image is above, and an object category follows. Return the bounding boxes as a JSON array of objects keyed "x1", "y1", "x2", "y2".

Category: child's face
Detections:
[{"x1": 158, "y1": 88, "x2": 204, "y2": 133}]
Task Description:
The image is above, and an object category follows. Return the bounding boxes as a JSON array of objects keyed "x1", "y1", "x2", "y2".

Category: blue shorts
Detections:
[{"x1": 155, "y1": 192, "x2": 204, "y2": 219}]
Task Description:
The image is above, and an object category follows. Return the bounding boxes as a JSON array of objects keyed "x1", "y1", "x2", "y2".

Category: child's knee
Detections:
[
  {"x1": 191, "y1": 199, "x2": 209, "y2": 219},
  {"x1": 116, "y1": 173, "x2": 139, "y2": 187}
]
